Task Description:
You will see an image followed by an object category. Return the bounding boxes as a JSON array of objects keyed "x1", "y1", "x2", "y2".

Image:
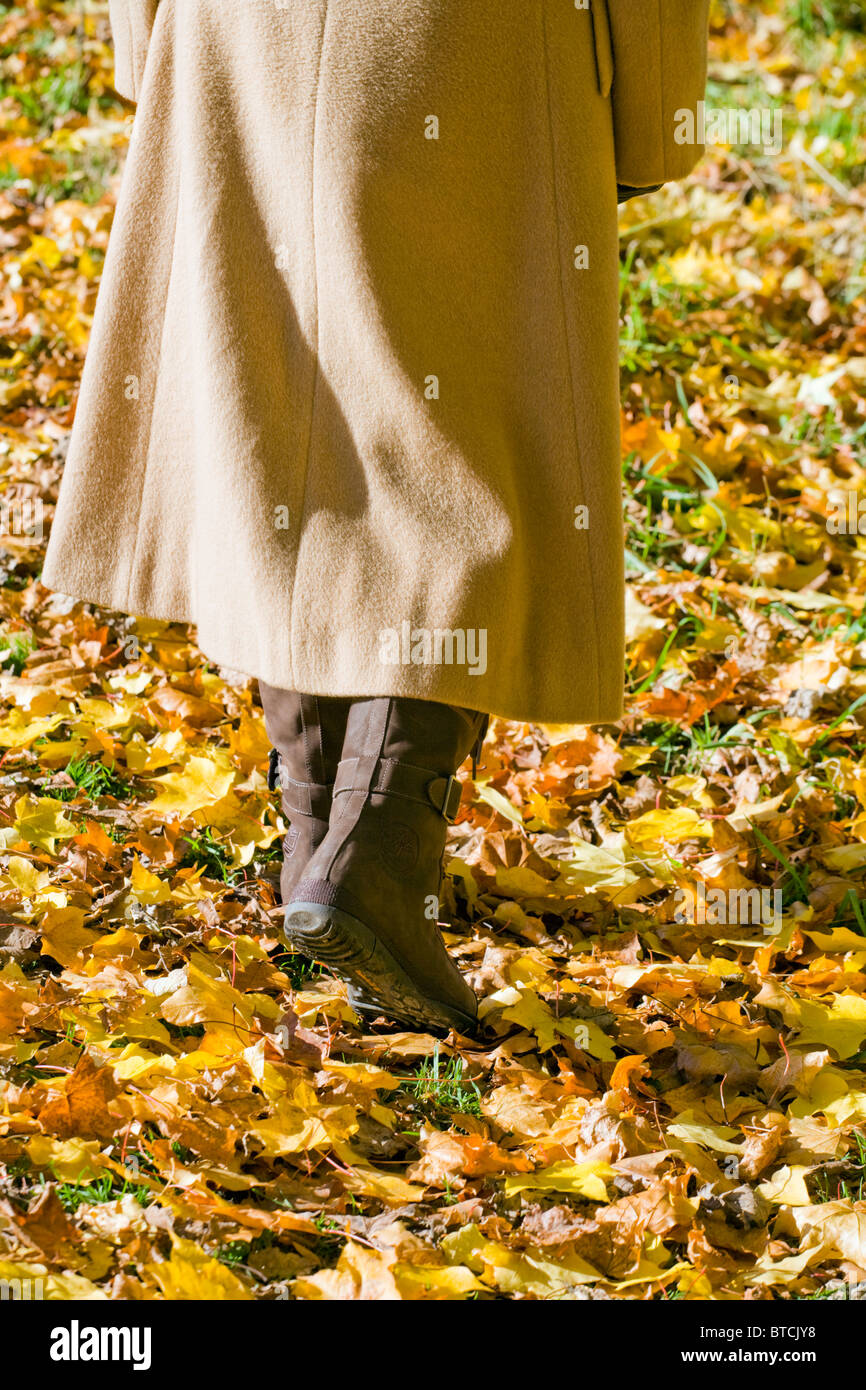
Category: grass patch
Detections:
[
  {"x1": 56, "y1": 1172, "x2": 151, "y2": 1213},
  {"x1": 52, "y1": 754, "x2": 131, "y2": 802},
  {"x1": 789, "y1": 0, "x2": 866, "y2": 33},
  {"x1": 273, "y1": 949, "x2": 323, "y2": 991},
  {"x1": 32, "y1": 148, "x2": 121, "y2": 205},
  {"x1": 0, "y1": 631, "x2": 34, "y2": 676},
  {"x1": 2, "y1": 61, "x2": 93, "y2": 129},
  {"x1": 180, "y1": 827, "x2": 232, "y2": 881},
  {"x1": 812, "y1": 1130, "x2": 866, "y2": 1202},
  {"x1": 398, "y1": 1045, "x2": 483, "y2": 1126},
  {"x1": 217, "y1": 1231, "x2": 275, "y2": 1267}
]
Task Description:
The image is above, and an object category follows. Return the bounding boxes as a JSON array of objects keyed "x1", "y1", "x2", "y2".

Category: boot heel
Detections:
[{"x1": 283, "y1": 902, "x2": 375, "y2": 968}]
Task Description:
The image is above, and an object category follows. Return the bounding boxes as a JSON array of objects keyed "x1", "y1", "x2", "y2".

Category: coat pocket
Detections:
[
  {"x1": 108, "y1": 0, "x2": 160, "y2": 103},
  {"x1": 603, "y1": 0, "x2": 710, "y2": 188},
  {"x1": 589, "y1": 0, "x2": 614, "y2": 99}
]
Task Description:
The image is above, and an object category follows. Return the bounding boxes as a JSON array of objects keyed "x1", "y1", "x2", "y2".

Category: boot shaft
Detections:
[
  {"x1": 259, "y1": 683, "x2": 353, "y2": 902},
  {"x1": 259, "y1": 682, "x2": 353, "y2": 789},
  {"x1": 284, "y1": 694, "x2": 487, "y2": 1033},
  {"x1": 341, "y1": 696, "x2": 487, "y2": 777}
]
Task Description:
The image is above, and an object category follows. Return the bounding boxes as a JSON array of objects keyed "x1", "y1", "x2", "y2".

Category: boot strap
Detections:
[
  {"x1": 333, "y1": 756, "x2": 463, "y2": 823},
  {"x1": 268, "y1": 750, "x2": 331, "y2": 819}
]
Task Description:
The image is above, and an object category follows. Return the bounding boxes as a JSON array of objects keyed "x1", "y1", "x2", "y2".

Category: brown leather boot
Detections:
[
  {"x1": 284, "y1": 697, "x2": 488, "y2": 1036},
  {"x1": 259, "y1": 682, "x2": 352, "y2": 903}
]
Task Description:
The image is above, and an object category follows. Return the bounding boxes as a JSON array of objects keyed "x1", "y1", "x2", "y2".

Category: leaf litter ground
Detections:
[{"x1": 1, "y1": 0, "x2": 866, "y2": 1300}]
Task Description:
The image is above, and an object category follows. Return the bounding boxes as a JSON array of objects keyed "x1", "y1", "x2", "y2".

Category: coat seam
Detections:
[
  {"x1": 288, "y1": 1, "x2": 330, "y2": 691},
  {"x1": 131, "y1": 19, "x2": 143, "y2": 101},
  {"x1": 122, "y1": 110, "x2": 180, "y2": 608},
  {"x1": 657, "y1": 0, "x2": 669, "y2": 181},
  {"x1": 119, "y1": 9, "x2": 134, "y2": 98},
  {"x1": 539, "y1": 0, "x2": 603, "y2": 713},
  {"x1": 590, "y1": 0, "x2": 613, "y2": 99}
]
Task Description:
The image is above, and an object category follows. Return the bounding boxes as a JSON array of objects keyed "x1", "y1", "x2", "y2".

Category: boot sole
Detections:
[
  {"x1": 282, "y1": 902, "x2": 477, "y2": 1037},
  {"x1": 345, "y1": 986, "x2": 452, "y2": 1040}
]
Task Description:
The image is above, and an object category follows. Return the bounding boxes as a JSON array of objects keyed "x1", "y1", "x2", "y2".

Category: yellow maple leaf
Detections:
[
  {"x1": 0, "y1": 710, "x2": 66, "y2": 748},
  {"x1": 0, "y1": 1259, "x2": 104, "y2": 1301},
  {"x1": 130, "y1": 856, "x2": 171, "y2": 905},
  {"x1": 227, "y1": 710, "x2": 271, "y2": 769},
  {"x1": 123, "y1": 729, "x2": 185, "y2": 773},
  {"x1": 13, "y1": 795, "x2": 77, "y2": 853},
  {"x1": 249, "y1": 1100, "x2": 339, "y2": 1156},
  {"x1": 147, "y1": 1237, "x2": 253, "y2": 1300},
  {"x1": 757, "y1": 1165, "x2": 814, "y2": 1206},
  {"x1": 480, "y1": 985, "x2": 615, "y2": 1058},
  {"x1": 3, "y1": 855, "x2": 51, "y2": 897},
  {"x1": 757, "y1": 983, "x2": 866, "y2": 1061},
  {"x1": 25, "y1": 1134, "x2": 104, "y2": 1183},
  {"x1": 148, "y1": 755, "x2": 235, "y2": 819},
  {"x1": 667, "y1": 1109, "x2": 743, "y2": 1154},
  {"x1": 504, "y1": 1160, "x2": 615, "y2": 1202},
  {"x1": 39, "y1": 906, "x2": 99, "y2": 968},
  {"x1": 441, "y1": 1225, "x2": 600, "y2": 1296},
  {"x1": 293, "y1": 1241, "x2": 483, "y2": 1301},
  {"x1": 626, "y1": 807, "x2": 713, "y2": 849}
]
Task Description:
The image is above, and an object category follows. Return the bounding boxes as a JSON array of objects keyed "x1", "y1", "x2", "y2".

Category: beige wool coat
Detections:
[{"x1": 44, "y1": 0, "x2": 709, "y2": 723}]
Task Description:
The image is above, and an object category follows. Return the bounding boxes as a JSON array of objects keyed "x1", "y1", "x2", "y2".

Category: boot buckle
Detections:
[
  {"x1": 435, "y1": 774, "x2": 463, "y2": 823},
  {"x1": 267, "y1": 747, "x2": 281, "y2": 792}
]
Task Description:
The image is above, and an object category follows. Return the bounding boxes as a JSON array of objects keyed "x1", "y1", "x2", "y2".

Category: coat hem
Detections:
[{"x1": 38, "y1": 570, "x2": 624, "y2": 728}]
